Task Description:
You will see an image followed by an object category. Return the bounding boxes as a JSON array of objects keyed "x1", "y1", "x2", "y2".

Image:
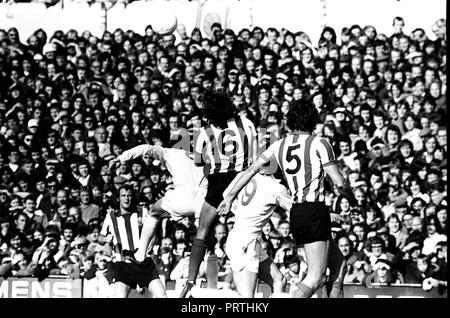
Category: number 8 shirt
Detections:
[{"x1": 260, "y1": 132, "x2": 336, "y2": 204}]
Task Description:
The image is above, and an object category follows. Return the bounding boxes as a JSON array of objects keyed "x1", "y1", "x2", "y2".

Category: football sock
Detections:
[
  {"x1": 292, "y1": 282, "x2": 315, "y2": 298},
  {"x1": 187, "y1": 238, "x2": 208, "y2": 282}
]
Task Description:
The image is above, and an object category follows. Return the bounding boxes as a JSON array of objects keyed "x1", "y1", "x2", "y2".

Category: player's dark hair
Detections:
[
  {"x1": 201, "y1": 90, "x2": 236, "y2": 129},
  {"x1": 286, "y1": 99, "x2": 319, "y2": 133}
]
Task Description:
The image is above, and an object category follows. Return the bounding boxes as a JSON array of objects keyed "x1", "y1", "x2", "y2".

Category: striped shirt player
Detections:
[
  {"x1": 100, "y1": 208, "x2": 146, "y2": 262},
  {"x1": 195, "y1": 115, "x2": 258, "y2": 174},
  {"x1": 261, "y1": 132, "x2": 336, "y2": 204},
  {"x1": 218, "y1": 100, "x2": 357, "y2": 299},
  {"x1": 194, "y1": 115, "x2": 257, "y2": 208},
  {"x1": 100, "y1": 184, "x2": 166, "y2": 297},
  {"x1": 180, "y1": 91, "x2": 259, "y2": 298},
  {"x1": 259, "y1": 132, "x2": 337, "y2": 244}
]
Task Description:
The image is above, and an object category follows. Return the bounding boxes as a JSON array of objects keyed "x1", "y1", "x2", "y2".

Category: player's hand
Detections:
[
  {"x1": 217, "y1": 200, "x2": 232, "y2": 216},
  {"x1": 108, "y1": 158, "x2": 121, "y2": 171}
]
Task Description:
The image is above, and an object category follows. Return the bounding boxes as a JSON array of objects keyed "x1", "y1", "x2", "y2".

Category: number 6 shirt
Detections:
[
  {"x1": 194, "y1": 115, "x2": 257, "y2": 174},
  {"x1": 260, "y1": 132, "x2": 336, "y2": 204}
]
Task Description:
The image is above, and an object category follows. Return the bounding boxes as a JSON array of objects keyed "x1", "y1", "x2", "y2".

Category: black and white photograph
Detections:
[{"x1": 0, "y1": 0, "x2": 447, "y2": 302}]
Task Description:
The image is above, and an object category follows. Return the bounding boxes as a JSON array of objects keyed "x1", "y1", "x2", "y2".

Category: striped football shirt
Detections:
[
  {"x1": 261, "y1": 132, "x2": 336, "y2": 203},
  {"x1": 100, "y1": 209, "x2": 145, "y2": 262},
  {"x1": 194, "y1": 115, "x2": 258, "y2": 174}
]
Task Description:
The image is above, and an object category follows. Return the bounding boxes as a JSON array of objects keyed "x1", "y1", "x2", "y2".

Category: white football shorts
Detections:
[
  {"x1": 160, "y1": 187, "x2": 206, "y2": 220},
  {"x1": 225, "y1": 230, "x2": 268, "y2": 273}
]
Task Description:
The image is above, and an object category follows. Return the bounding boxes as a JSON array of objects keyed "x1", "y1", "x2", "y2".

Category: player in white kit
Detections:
[
  {"x1": 109, "y1": 144, "x2": 208, "y2": 262},
  {"x1": 223, "y1": 163, "x2": 293, "y2": 297}
]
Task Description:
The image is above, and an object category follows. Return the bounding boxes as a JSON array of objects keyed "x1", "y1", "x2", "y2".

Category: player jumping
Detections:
[
  {"x1": 218, "y1": 99, "x2": 357, "y2": 298},
  {"x1": 180, "y1": 90, "x2": 258, "y2": 298},
  {"x1": 109, "y1": 145, "x2": 208, "y2": 263}
]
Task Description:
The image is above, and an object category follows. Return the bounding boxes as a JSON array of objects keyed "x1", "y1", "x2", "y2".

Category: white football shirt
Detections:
[{"x1": 223, "y1": 172, "x2": 292, "y2": 237}]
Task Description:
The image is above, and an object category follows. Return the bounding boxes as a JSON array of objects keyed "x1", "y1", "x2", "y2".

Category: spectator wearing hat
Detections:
[
  {"x1": 364, "y1": 259, "x2": 403, "y2": 286},
  {"x1": 6, "y1": 147, "x2": 20, "y2": 174},
  {"x1": 113, "y1": 175, "x2": 127, "y2": 191}
]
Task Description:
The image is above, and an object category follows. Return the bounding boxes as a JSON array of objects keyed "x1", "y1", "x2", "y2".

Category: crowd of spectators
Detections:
[{"x1": 0, "y1": 16, "x2": 447, "y2": 295}]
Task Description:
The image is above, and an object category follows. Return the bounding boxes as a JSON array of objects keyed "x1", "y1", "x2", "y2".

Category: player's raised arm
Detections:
[
  {"x1": 110, "y1": 144, "x2": 165, "y2": 169},
  {"x1": 118, "y1": 144, "x2": 155, "y2": 162},
  {"x1": 217, "y1": 155, "x2": 270, "y2": 215}
]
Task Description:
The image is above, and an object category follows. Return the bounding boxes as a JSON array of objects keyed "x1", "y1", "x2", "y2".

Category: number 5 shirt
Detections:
[{"x1": 261, "y1": 132, "x2": 336, "y2": 204}]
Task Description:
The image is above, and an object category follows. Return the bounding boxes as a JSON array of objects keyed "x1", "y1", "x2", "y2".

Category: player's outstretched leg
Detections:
[
  {"x1": 291, "y1": 240, "x2": 329, "y2": 298},
  {"x1": 179, "y1": 201, "x2": 217, "y2": 298}
]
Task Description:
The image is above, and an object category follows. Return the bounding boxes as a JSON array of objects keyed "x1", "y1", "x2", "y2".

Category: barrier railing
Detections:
[{"x1": 0, "y1": 277, "x2": 447, "y2": 298}]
